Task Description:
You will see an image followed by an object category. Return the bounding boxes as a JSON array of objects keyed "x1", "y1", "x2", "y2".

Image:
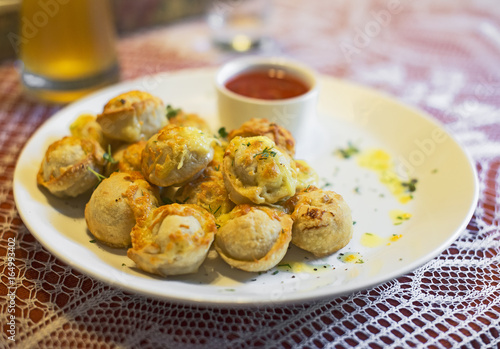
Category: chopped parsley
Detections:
[
  {"x1": 401, "y1": 178, "x2": 418, "y2": 193},
  {"x1": 253, "y1": 147, "x2": 277, "y2": 160},
  {"x1": 166, "y1": 105, "x2": 181, "y2": 119},
  {"x1": 335, "y1": 141, "x2": 359, "y2": 159},
  {"x1": 89, "y1": 239, "x2": 96, "y2": 243},
  {"x1": 218, "y1": 127, "x2": 228, "y2": 138},
  {"x1": 209, "y1": 204, "x2": 221, "y2": 216},
  {"x1": 162, "y1": 197, "x2": 175, "y2": 205}
]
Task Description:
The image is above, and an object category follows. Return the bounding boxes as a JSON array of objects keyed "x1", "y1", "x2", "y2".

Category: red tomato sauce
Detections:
[{"x1": 225, "y1": 69, "x2": 309, "y2": 100}]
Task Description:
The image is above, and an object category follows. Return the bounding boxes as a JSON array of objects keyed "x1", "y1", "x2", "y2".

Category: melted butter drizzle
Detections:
[{"x1": 357, "y1": 149, "x2": 414, "y2": 204}]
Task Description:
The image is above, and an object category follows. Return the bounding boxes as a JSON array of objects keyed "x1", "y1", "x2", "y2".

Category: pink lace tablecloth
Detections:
[{"x1": 2, "y1": 1, "x2": 500, "y2": 348}]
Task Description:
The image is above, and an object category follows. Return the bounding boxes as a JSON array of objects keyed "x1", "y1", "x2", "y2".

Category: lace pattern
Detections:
[{"x1": 1, "y1": 0, "x2": 499, "y2": 348}]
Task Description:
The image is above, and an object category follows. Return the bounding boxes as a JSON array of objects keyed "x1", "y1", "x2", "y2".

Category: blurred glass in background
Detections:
[
  {"x1": 19, "y1": 0, "x2": 119, "y2": 103},
  {"x1": 207, "y1": 0, "x2": 271, "y2": 52}
]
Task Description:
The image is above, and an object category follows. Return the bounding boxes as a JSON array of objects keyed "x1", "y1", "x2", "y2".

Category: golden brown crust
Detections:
[
  {"x1": 167, "y1": 112, "x2": 212, "y2": 134},
  {"x1": 84, "y1": 171, "x2": 160, "y2": 248},
  {"x1": 174, "y1": 170, "x2": 235, "y2": 219},
  {"x1": 285, "y1": 186, "x2": 353, "y2": 257},
  {"x1": 228, "y1": 118, "x2": 296, "y2": 157},
  {"x1": 113, "y1": 141, "x2": 146, "y2": 173},
  {"x1": 214, "y1": 205, "x2": 292, "y2": 272},
  {"x1": 37, "y1": 136, "x2": 106, "y2": 198},
  {"x1": 222, "y1": 136, "x2": 297, "y2": 205},
  {"x1": 127, "y1": 203, "x2": 216, "y2": 276},
  {"x1": 294, "y1": 159, "x2": 319, "y2": 192},
  {"x1": 97, "y1": 90, "x2": 167, "y2": 142},
  {"x1": 141, "y1": 125, "x2": 215, "y2": 187}
]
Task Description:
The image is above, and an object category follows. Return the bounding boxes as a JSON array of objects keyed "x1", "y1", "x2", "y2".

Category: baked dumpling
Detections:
[
  {"x1": 222, "y1": 136, "x2": 297, "y2": 205},
  {"x1": 85, "y1": 172, "x2": 160, "y2": 248},
  {"x1": 214, "y1": 205, "x2": 292, "y2": 272},
  {"x1": 141, "y1": 125, "x2": 215, "y2": 187},
  {"x1": 127, "y1": 203, "x2": 216, "y2": 276},
  {"x1": 167, "y1": 110, "x2": 212, "y2": 134},
  {"x1": 174, "y1": 169, "x2": 235, "y2": 219},
  {"x1": 113, "y1": 141, "x2": 146, "y2": 173},
  {"x1": 97, "y1": 90, "x2": 167, "y2": 142},
  {"x1": 294, "y1": 159, "x2": 319, "y2": 191},
  {"x1": 69, "y1": 113, "x2": 111, "y2": 149},
  {"x1": 228, "y1": 118, "x2": 296, "y2": 157},
  {"x1": 284, "y1": 186, "x2": 353, "y2": 257},
  {"x1": 37, "y1": 136, "x2": 106, "y2": 198}
]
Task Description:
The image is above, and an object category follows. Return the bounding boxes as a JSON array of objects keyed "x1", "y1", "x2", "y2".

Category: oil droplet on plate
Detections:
[
  {"x1": 277, "y1": 262, "x2": 330, "y2": 273},
  {"x1": 389, "y1": 209, "x2": 412, "y2": 225},
  {"x1": 338, "y1": 252, "x2": 364, "y2": 264},
  {"x1": 360, "y1": 233, "x2": 386, "y2": 248},
  {"x1": 357, "y1": 149, "x2": 416, "y2": 204},
  {"x1": 360, "y1": 232, "x2": 404, "y2": 247}
]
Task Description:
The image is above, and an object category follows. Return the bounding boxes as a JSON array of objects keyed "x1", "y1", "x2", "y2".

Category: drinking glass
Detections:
[
  {"x1": 19, "y1": 0, "x2": 119, "y2": 103},
  {"x1": 207, "y1": 0, "x2": 271, "y2": 52}
]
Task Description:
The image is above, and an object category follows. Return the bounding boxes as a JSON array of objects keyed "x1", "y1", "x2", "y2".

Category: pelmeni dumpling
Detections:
[
  {"x1": 284, "y1": 186, "x2": 353, "y2": 257},
  {"x1": 85, "y1": 172, "x2": 160, "y2": 248},
  {"x1": 141, "y1": 125, "x2": 215, "y2": 187},
  {"x1": 167, "y1": 110, "x2": 212, "y2": 134},
  {"x1": 222, "y1": 136, "x2": 297, "y2": 205},
  {"x1": 127, "y1": 204, "x2": 216, "y2": 276},
  {"x1": 214, "y1": 205, "x2": 292, "y2": 272},
  {"x1": 97, "y1": 90, "x2": 167, "y2": 142},
  {"x1": 37, "y1": 136, "x2": 106, "y2": 198},
  {"x1": 113, "y1": 141, "x2": 146, "y2": 174},
  {"x1": 227, "y1": 118, "x2": 296, "y2": 157},
  {"x1": 174, "y1": 170, "x2": 235, "y2": 219}
]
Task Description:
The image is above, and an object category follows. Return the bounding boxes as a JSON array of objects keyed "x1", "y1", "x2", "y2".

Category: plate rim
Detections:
[{"x1": 13, "y1": 67, "x2": 479, "y2": 306}]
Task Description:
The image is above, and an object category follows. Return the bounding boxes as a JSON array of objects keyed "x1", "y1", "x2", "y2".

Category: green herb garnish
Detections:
[
  {"x1": 87, "y1": 166, "x2": 107, "y2": 185},
  {"x1": 336, "y1": 141, "x2": 359, "y2": 159},
  {"x1": 218, "y1": 127, "x2": 228, "y2": 138},
  {"x1": 253, "y1": 147, "x2": 277, "y2": 160},
  {"x1": 401, "y1": 178, "x2": 418, "y2": 193},
  {"x1": 162, "y1": 197, "x2": 175, "y2": 205},
  {"x1": 103, "y1": 144, "x2": 117, "y2": 164},
  {"x1": 166, "y1": 105, "x2": 181, "y2": 119},
  {"x1": 89, "y1": 240, "x2": 96, "y2": 243}
]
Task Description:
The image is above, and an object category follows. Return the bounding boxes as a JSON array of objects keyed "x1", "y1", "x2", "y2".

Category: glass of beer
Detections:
[{"x1": 19, "y1": 0, "x2": 119, "y2": 103}]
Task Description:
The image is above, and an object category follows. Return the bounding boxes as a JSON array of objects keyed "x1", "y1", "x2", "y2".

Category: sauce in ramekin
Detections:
[{"x1": 225, "y1": 69, "x2": 309, "y2": 100}]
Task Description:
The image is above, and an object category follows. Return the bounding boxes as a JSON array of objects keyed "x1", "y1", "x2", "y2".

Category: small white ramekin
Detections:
[{"x1": 215, "y1": 56, "x2": 319, "y2": 140}]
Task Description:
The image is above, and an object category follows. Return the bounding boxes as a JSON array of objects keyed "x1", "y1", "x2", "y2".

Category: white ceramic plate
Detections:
[{"x1": 13, "y1": 69, "x2": 478, "y2": 306}]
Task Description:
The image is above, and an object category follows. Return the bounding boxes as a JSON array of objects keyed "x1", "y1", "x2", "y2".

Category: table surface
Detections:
[{"x1": 2, "y1": 0, "x2": 500, "y2": 348}]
